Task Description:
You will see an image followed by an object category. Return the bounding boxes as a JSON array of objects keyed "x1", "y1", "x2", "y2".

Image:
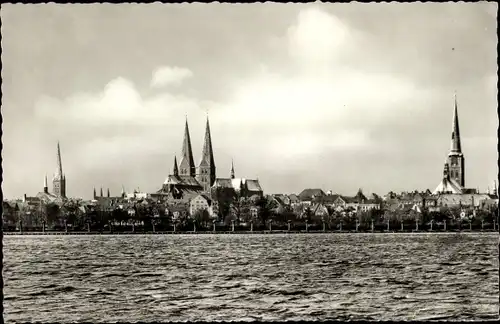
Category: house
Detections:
[
  {"x1": 298, "y1": 188, "x2": 326, "y2": 204},
  {"x1": 189, "y1": 194, "x2": 216, "y2": 218},
  {"x1": 311, "y1": 203, "x2": 329, "y2": 217},
  {"x1": 437, "y1": 194, "x2": 492, "y2": 209},
  {"x1": 313, "y1": 194, "x2": 339, "y2": 207},
  {"x1": 288, "y1": 194, "x2": 300, "y2": 207}
]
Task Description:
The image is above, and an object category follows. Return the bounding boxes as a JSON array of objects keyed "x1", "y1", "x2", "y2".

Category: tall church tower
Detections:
[
  {"x1": 447, "y1": 93, "x2": 465, "y2": 187},
  {"x1": 53, "y1": 141, "x2": 66, "y2": 198},
  {"x1": 197, "y1": 116, "x2": 216, "y2": 192},
  {"x1": 230, "y1": 159, "x2": 235, "y2": 179},
  {"x1": 178, "y1": 118, "x2": 196, "y2": 177}
]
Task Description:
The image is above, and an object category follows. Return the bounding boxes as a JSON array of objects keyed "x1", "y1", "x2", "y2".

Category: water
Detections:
[{"x1": 3, "y1": 233, "x2": 499, "y2": 322}]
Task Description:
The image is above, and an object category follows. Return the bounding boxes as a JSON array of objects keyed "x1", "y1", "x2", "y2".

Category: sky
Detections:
[{"x1": 1, "y1": 2, "x2": 498, "y2": 200}]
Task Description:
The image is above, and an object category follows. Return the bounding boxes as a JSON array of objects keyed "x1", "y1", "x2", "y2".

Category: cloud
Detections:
[
  {"x1": 150, "y1": 66, "x2": 193, "y2": 88},
  {"x1": 287, "y1": 7, "x2": 353, "y2": 71},
  {"x1": 32, "y1": 7, "x2": 420, "y2": 177}
]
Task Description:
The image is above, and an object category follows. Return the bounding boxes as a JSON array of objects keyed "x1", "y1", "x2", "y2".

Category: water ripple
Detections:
[{"x1": 3, "y1": 233, "x2": 498, "y2": 322}]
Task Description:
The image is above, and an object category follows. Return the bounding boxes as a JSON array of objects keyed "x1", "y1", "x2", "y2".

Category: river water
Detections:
[{"x1": 3, "y1": 233, "x2": 499, "y2": 322}]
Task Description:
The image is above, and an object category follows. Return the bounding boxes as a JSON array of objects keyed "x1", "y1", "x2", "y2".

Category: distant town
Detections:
[{"x1": 3, "y1": 95, "x2": 499, "y2": 233}]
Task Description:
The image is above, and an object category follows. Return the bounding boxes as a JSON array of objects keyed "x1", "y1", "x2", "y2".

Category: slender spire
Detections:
[
  {"x1": 54, "y1": 141, "x2": 63, "y2": 180},
  {"x1": 173, "y1": 155, "x2": 179, "y2": 176},
  {"x1": 179, "y1": 118, "x2": 195, "y2": 177},
  {"x1": 121, "y1": 185, "x2": 125, "y2": 197},
  {"x1": 43, "y1": 175, "x2": 48, "y2": 193},
  {"x1": 100, "y1": 187, "x2": 103, "y2": 197},
  {"x1": 450, "y1": 93, "x2": 462, "y2": 153},
  {"x1": 230, "y1": 159, "x2": 235, "y2": 179},
  {"x1": 93, "y1": 187, "x2": 97, "y2": 199},
  {"x1": 107, "y1": 188, "x2": 110, "y2": 197},
  {"x1": 200, "y1": 116, "x2": 215, "y2": 167}
]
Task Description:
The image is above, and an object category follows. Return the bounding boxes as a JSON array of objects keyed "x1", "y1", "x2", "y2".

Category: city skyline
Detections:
[{"x1": 1, "y1": 3, "x2": 498, "y2": 200}]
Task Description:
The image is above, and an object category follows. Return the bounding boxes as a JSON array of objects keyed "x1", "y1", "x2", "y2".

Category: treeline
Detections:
[{"x1": 2, "y1": 197, "x2": 499, "y2": 232}]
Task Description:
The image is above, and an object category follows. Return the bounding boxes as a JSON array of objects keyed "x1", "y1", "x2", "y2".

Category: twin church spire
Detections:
[
  {"x1": 172, "y1": 116, "x2": 217, "y2": 192},
  {"x1": 178, "y1": 118, "x2": 196, "y2": 177}
]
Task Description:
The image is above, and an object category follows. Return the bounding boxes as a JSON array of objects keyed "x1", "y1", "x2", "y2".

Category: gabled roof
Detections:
[
  {"x1": 298, "y1": 188, "x2": 326, "y2": 201},
  {"x1": 311, "y1": 203, "x2": 329, "y2": 215},
  {"x1": 191, "y1": 194, "x2": 212, "y2": 205},
  {"x1": 212, "y1": 178, "x2": 262, "y2": 192},
  {"x1": 212, "y1": 178, "x2": 233, "y2": 188},
  {"x1": 245, "y1": 179, "x2": 262, "y2": 192}
]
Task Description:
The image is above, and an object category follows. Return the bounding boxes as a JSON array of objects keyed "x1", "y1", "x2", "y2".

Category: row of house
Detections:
[{"x1": 268, "y1": 187, "x2": 499, "y2": 218}]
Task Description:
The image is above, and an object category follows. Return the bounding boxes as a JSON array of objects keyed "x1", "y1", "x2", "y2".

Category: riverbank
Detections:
[{"x1": 3, "y1": 230, "x2": 498, "y2": 235}]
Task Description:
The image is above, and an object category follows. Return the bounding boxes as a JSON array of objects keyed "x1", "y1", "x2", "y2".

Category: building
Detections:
[
  {"x1": 158, "y1": 118, "x2": 208, "y2": 199},
  {"x1": 27, "y1": 142, "x2": 68, "y2": 204},
  {"x1": 155, "y1": 116, "x2": 262, "y2": 217},
  {"x1": 189, "y1": 194, "x2": 216, "y2": 218},
  {"x1": 297, "y1": 188, "x2": 326, "y2": 205},
  {"x1": 52, "y1": 141, "x2": 66, "y2": 198},
  {"x1": 433, "y1": 94, "x2": 477, "y2": 195},
  {"x1": 211, "y1": 160, "x2": 263, "y2": 199}
]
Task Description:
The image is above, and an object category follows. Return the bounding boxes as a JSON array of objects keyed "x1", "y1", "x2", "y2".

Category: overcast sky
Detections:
[{"x1": 1, "y1": 2, "x2": 498, "y2": 200}]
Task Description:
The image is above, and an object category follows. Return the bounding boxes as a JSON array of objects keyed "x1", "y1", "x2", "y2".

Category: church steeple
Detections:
[
  {"x1": 107, "y1": 188, "x2": 110, "y2": 197},
  {"x1": 179, "y1": 118, "x2": 196, "y2": 177},
  {"x1": 196, "y1": 116, "x2": 216, "y2": 192},
  {"x1": 450, "y1": 93, "x2": 462, "y2": 154},
  {"x1": 93, "y1": 187, "x2": 97, "y2": 199},
  {"x1": 230, "y1": 159, "x2": 235, "y2": 179},
  {"x1": 53, "y1": 141, "x2": 66, "y2": 198},
  {"x1": 173, "y1": 155, "x2": 179, "y2": 176},
  {"x1": 43, "y1": 175, "x2": 48, "y2": 194},
  {"x1": 446, "y1": 93, "x2": 465, "y2": 187},
  {"x1": 100, "y1": 187, "x2": 103, "y2": 197}
]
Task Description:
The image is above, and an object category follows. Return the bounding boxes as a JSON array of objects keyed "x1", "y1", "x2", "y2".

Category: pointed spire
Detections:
[
  {"x1": 43, "y1": 175, "x2": 48, "y2": 193},
  {"x1": 173, "y1": 155, "x2": 179, "y2": 176},
  {"x1": 179, "y1": 118, "x2": 196, "y2": 177},
  {"x1": 450, "y1": 93, "x2": 462, "y2": 153},
  {"x1": 54, "y1": 141, "x2": 63, "y2": 180},
  {"x1": 121, "y1": 185, "x2": 125, "y2": 196},
  {"x1": 200, "y1": 116, "x2": 215, "y2": 167},
  {"x1": 100, "y1": 187, "x2": 103, "y2": 197},
  {"x1": 107, "y1": 188, "x2": 110, "y2": 197},
  {"x1": 93, "y1": 187, "x2": 97, "y2": 199},
  {"x1": 230, "y1": 159, "x2": 235, "y2": 179}
]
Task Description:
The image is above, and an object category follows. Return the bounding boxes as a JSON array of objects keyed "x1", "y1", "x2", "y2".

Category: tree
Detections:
[
  {"x1": 193, "y1": 208, "x2": 211, "y2": 229},
  {"x1": 255, "y1": 196, "x2": 274, "y2": 226}
]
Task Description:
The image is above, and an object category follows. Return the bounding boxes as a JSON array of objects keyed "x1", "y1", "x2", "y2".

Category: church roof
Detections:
[
  {"x1": 212, "y1": 178, "x2": 262, "y2": 192},
  {"x1": 35, "y1": 192, "x2": 63, "y2": 204},
  {"x1": 245, "y1": 179, "x2": 263, "y2": 192},
  {"x1": 433, "y1": 177, "x2": 463, "y2": 195},
  {"x1": 212, "y1": 178, "x2": 233, "y2": 188},
  {"x1": 163, "y1": 175, "x2": 202, "y2": 187}
]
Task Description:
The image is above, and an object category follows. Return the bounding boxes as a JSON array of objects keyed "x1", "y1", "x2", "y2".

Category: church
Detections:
[
  {"x1": 30, "y1": 142, "x2": 67, "y2": 204},
  {"x1": 157, "y1": 117, "x2": 263, "y2": 202},
  {"x1": 433, "y1": 94, "x2": 478, "y2": 195}
]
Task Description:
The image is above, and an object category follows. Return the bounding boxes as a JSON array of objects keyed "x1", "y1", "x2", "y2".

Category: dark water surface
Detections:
[{"x1": 3, "y1": 233, "x2": 499, "y2": 322}]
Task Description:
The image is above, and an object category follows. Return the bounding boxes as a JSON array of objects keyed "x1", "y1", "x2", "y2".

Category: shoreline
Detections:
[{"x1": 3, "y1": 230, "x2": 498, "y2": 235}]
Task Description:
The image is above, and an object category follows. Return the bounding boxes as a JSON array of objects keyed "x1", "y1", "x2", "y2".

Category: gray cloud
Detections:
[{"x1": 1, "y1": 3, "x2": 497, "y2": 199}]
